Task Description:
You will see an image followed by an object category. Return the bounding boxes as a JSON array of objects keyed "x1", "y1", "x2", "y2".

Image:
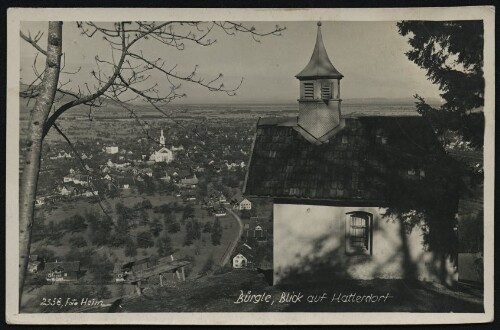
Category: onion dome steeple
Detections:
[
  {"x1": 296, "y1": 21, "x2": 343, "y2": 80},
  {"x1": 295, "y1": 21, "x2": 345, "y2": 144}
]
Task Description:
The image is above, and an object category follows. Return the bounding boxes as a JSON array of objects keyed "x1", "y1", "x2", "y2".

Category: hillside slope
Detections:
[{"x1": 83, "y1": 269, "x2": 483, "y2": 313}]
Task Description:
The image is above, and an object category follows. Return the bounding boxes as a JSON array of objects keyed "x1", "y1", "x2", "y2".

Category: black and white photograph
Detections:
[{"x1": 5, "y1": 6, "x2": 494, "y2": 325}]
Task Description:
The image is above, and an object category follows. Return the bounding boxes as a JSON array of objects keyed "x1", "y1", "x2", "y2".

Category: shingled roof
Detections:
[
  {"x1": 45, "y1": 261, "x2": 81, "y2": 272},
  {"x1": 244, "y1": 115, "x2": 457, "y2": 204}
]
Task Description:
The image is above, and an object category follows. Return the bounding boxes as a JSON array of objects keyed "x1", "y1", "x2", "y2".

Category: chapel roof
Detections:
[{"x1": 244, "y1": 115, "x2": 459, "y2": 204}]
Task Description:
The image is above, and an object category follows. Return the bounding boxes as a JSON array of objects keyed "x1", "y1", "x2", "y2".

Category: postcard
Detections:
[{"x1": 6, "y1": 6, "x2": 494, "y2": 325}]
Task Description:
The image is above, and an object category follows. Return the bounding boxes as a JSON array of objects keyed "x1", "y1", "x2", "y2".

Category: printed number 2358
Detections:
[{"x1": 40, "y1": 297, "x2": 62, "y2": 306}]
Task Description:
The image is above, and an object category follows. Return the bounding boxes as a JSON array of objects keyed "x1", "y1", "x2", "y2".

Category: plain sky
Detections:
[{"x1": 20, "y1": 21, "x2": 442, "y2": 104}]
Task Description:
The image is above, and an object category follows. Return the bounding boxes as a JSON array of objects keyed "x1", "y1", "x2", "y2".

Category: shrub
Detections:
[
  {"x1": 167, "y1": 221, "x2": 181, "y2": 233},
  {"x1": 124, "y1": 239, "x2": 138, "y2": 257},
  {"x1": 71, "y1": 235, "x2": 88, "y2": 248},
  {"x1": 211, "y1": 218, "x2": 222, "y2": 245},
  {"x1": 136, "y1": 231, "x2": 154, "y2": 248},
  {"x1": 157, "y1": 234, "x2": 173, "y2": 257}
]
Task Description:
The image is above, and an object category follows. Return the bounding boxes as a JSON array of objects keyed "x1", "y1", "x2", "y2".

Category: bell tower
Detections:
[
  {"x1": 296, "y1": 21, "x2": 344, "y2": 143},
  {"x1": 159, "y1": 129, "x2": 165, "y2": 146}
]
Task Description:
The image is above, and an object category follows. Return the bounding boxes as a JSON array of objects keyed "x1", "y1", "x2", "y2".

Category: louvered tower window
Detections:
[
  {"x1": 321, "y1": 81, "x2": 332, "y2": 99},
  {"x1": 303, "y1": 82, "x2": 314, "y2": 99}
]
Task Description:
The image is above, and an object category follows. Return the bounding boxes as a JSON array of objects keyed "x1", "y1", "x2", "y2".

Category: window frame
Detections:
[{"x1": 345, "y1": 211, "x2": 373, "y2": 256}]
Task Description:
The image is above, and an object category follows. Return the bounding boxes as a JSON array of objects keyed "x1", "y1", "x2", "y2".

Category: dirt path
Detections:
[{"x1": 219, "y1": 207, "x2": 243, "y2": 266}]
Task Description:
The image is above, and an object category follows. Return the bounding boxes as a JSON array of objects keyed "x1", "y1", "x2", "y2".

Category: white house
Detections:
[
  {"x1": 232, "y1": 253, "x2": 248, "y2": 269},
  {"x1": 239, "y1": 198, "x2": 252, "y2": 210},
  {"x1": 172, "y1": 145, "x2": 184, "y2": 151},
  {"x1": 28, "y1": 255, "x2": 43, "y2": 273},
  {"x1": 215, "y1": 209, "x2": 227, "y2": 217},
  {"x1": 60, "y1": 186, "x2": 72, "y2": 196},
  {"x1": 83, "y1": 190, "x2": 99, "y2": 197},
  {"x1": 106, "y1": 146, "x2": 119, "y2": 154},
  {"x1": 178, "y1": 174, "x2": 198, "y2": 188}
]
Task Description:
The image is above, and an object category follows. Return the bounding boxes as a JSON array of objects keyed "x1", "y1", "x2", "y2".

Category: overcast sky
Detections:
[{"x1": 20, "y1": 21, "x2": 442, "y2": 104}]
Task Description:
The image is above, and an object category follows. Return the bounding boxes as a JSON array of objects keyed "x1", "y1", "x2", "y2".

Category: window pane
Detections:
[{"x1": 350, "y1": 215, "x2": 369, "y2": 250}]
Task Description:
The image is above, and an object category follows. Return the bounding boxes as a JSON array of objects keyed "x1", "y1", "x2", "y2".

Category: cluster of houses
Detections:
[
  {"x1": 231, "y1": 216, "x2": 271, "y2": 269},
  {"x1": 28, "y1": 255, "x2": 82, "y2": 283},
  {"x1": 36, "y1": 129, "x2": 201, "y2": 204},
  {"x1": 201, "y1": 192, "x2": 229, "y2": 216},
  {"x1": 49, "y1": 151, "x2": 74, "y2": 160},
  {"x1": 28, "y1": 253, "x2": 188, "y2": 285},
  {"x1": 201, "y1": 192, "x2": 253, "y2": 217},
  {"x1": 59, "y1": 171, "x2": 99, "y2": 198}
]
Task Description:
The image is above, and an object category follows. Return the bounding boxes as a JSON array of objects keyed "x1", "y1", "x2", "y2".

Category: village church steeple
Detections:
[
  {"x1": 296, "y1": 21, "x2": 344, "y2": 143},
  {"x1": 159, "y1": 129, "x2": 165, "y2": 146}
]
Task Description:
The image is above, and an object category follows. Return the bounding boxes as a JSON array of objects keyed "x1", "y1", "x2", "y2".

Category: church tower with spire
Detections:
[
  {"x1": 159, "y1": 129, "x2": 165, "y2": 146},
  {"x1": 296, "y1": 21, "x2": 344, "y2": 143}
]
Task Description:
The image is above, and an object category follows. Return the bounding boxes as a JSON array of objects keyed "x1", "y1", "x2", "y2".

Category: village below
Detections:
[{"x1": 19, "y1": 96, "x2": 278, "y2": 312}]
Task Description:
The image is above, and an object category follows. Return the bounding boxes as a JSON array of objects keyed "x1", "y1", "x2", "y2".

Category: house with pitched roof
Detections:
[
  {"x1": 242, "y1": 219, "x2": 268, "y2": 242},
  {"x1": 45, "y1": 260, "x2": 81, "y2": 282},
  {"x1": 244, "y1": 22, "x2": 460, "y2": 285},
  {"x1": 28, "y1": 255, "x2": 44, "y2": 273},
  {"x1": 178, "y1": 174, "x2": 199, "y2": 188},
  {"x1": 232, "y1": 244, "x2": 254, "y2": 269}
]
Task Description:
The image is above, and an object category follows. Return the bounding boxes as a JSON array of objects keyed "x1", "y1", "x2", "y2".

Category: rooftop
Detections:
[
  {"x1": 244, "y1": 115, "x2": 458, "y2": 204},
  {"x1": 45, "y1": 261, "x2": 80, "y2": 272}
]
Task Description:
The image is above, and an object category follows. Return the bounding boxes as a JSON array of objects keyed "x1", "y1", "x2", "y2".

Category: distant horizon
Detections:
[
  {"x1": 20, "y1": 21, "x2": 443, "y2": 104},
  {"x1": 123, "y1": 96, "x2": 443, "y2": 106}
]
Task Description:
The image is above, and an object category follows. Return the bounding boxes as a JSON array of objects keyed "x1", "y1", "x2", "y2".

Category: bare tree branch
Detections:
[
  {"x1": 20, "y1": 31, "x2": 47, "y2": 56},
  {"x1": 35, "y1": 21, "x2": 285, "y2": 139}
]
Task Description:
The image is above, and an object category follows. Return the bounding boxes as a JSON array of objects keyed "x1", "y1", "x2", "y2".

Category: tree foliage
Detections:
[
  {"x1": 62, "y1": 214, "x2": 88, "y2": 234},
  {"x1": 157, "y1": 234, "x2": 173, "y2": 257},
  {"x1": 211, "y1": 218, "x2": 222, "y2": 245},
  {"x1": 136, "y1": 231, "x2": 154, "y2": 248},
  {"x1": 124, "y1": 239, "x2": 138, "y2": 257},
  {"x1": 203, "y1": 221, "x2": 212, "y2": 233},
  {"x1": 150, "y1": 217, "x2": 163, "y2": 237},
  {"x1": 397, "y1": 20, "x2": 484, "y2": 148},
  {"x1": 167, "y1": 220, "x2": 181, "y2": 233}
]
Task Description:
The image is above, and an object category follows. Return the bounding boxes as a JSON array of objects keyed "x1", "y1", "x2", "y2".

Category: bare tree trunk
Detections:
[{"x1": 19, "y1": 22, "x2": 62, "y2": 306}]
